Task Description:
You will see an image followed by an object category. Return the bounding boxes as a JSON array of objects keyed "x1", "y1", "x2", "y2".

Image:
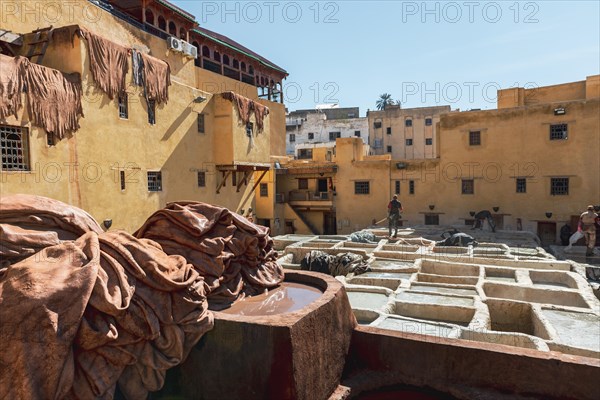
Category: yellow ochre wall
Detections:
[{"x1": 0, "y1": 0, "x2": 286, "y2": 232}]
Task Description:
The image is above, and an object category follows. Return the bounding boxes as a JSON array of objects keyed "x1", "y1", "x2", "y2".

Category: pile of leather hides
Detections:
[
  {"x1": 221, "y1": 91, "x2": 270, "y2": 132},
  {"x1": 300, "y1": 250, "x2": 370, "y2": 277},
  {"x1": 0, "y1": 195, "x2": 284, "y2": 399}
]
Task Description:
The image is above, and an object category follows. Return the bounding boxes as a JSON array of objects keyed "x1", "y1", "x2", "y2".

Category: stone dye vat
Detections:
[{"x1": 152, "y1": 271, "x2": 356, "y2": 400}]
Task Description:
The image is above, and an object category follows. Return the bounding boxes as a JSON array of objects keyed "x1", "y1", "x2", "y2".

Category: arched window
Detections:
[
  {"x1": 240, "y1": 61, "x2": 246, "y2": 72},
  {"x1": 158, "y1": 15, "x2": 166, "y2": 31},
  {"x1": 145, "y1": 9, "x2": 154, "y2": 25},
  {"x1": 248, "y1": 65, "x2": 254, "y2": 74},
  {"x1": 233, "y1": 59, "x2": 239, "y2": 69},
  {"x1": 168, "y1": 21, "x2": 177, "y2": 36},
  {"x1": 222, "y1": 54, "x2": 230, "y2": 65},
  {"x1": 202, "y1": 46, "x2": 210, "y2": 58},
  {"x1": 213, "y1": 51, "x2": 221, "y2": 62},
  {"x1": 179, "y1": 27, "x2": 186, "y2": 40}
]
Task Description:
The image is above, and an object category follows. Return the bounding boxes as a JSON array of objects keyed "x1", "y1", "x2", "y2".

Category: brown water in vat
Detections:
[{"x1": 220, "y1": 282, "x2": 323, "y2": 316}]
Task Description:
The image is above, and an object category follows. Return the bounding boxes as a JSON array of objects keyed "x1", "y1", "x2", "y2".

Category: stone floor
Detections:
[{"x1": 275, "y1": 228, "x2": 600, "y2": 359}]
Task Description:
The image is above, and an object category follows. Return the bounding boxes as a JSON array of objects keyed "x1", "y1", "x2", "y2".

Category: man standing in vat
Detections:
[
  {"x1": 579, "y1": 205, "x2": 599, "y2": 257},
  {"x1": 388, "y1": 195, "x2": 403, "y2": 238}
]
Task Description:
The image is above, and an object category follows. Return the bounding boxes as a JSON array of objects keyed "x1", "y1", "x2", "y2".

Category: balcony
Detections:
[{"x1": 287, "y1": 190, "x2": 334, "y2": 210}]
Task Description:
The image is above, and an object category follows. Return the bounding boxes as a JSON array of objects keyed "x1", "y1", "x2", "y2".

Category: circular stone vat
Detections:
[{"x1": 221, "y1": 282, "x2": 323, "y2": 316}]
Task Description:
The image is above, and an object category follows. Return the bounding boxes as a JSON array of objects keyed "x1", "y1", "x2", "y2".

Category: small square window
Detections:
[
  {"x1": 147, "y1": 171, "x2": 162, "y2": 192},
  {"x1": 147, "y1": 100, "x2": 156, "y2": 125},
  {"x1": 260, "y1": 183, "x2": 268, "y2": 197},
  {"x1": 425, "y1": 118, "x2": 432, "y2": 126},
  {"x1": 298, "y1": 178, "x2": 308, "y2": 190},
  {"x1": 516, "y1": 178, "x2": 526, "y2": 193},
  {"x1": 308, "y1": 132, "x2": 314, "y2": 140},
  {"x1": 550, "y1": 124, "x2": 568, "y2": 140},
  {"x1": 1, "y1": 125, "x2": 30, "y2": 171},
  {"x1": 197, "y1": 171, "x2": 206, "y2": 187},
  {"x1": 197, "y1": 114, "x2": 205, "y2": 133},
  {"x1": 386, "y1": 127, "x2": 392, "y2": 135},
  {"x1": 386, "y1": 145, "x2": 392, "y2": 153},
  {"x1": 354, "y1": 130, "x2": 361, "y2": 137},
  {"x1": 290, "y1": 133, "x2": 296, "y2": 142},
  {"x1": 374, "y1": 121, "x2": 382, "y2": 129},
  {"x1": 409, "y1": 180, "x2": 415, "y2": 194},
  {"x1": 118, "y1": 93, "x2": 128, "y2": 119},
  {"x1": 354, "y1": 181, "x2": 370, "y2": 194},
  {"x1": 469, "y1": 131, "x2": 481, "y2": 146},
  {"x1": 550, "y1": 177, "x2": 569, "y2": 195},
  {"x1": 329, "y1": 131, "x2": 341, "y2": 141},
  {"x1": 462, "y1": 179, "x2": 474, "y2": 194},
  {"x1": 406, "y1": 139, "x2": 413, "y2": 146},
  {"x1": 395, "y1": 180, "x2": 400, "y2": 194},
  {"x1": 425, "y1": 138, "x2": 433, "y2": 145},
  {"x1": 405, "y1": 119, "x2": 412, "y2": 127}
]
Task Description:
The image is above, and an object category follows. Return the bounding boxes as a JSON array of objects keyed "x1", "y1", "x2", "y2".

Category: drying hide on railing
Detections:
[
  {"x1": 79, "y1": 28, "x2": 130, "y2": 100},
  {"x1": 135, "y1": 201, "x2": 284, "y2": 308},
  {"x1": 221, "y1": 91, "x2": 270, "y2": 132},
  {"x1": 0, "y1": 55, "x2": 23, "y2": 120},
  {"x1": 141, "y1": 52, "x2": 171, "y2": 104}
]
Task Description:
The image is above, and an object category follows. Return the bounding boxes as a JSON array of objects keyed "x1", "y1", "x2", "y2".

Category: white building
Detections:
[{"x1": 286, "y1": 106, "x2": 368, "y2": 155}]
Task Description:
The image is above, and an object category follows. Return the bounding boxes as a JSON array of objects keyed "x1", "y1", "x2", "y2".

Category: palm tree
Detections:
[{"x1": 376, "y1": 93, "x2": 394, "y2": 110}]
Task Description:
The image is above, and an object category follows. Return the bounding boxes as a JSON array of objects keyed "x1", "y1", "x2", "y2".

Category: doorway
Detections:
[
  {"x1": 318, "y1": 178, "x2": 328, "y2": 193},
  {"x1": 537, "y1": 222, "x2": 557, "y2": 246},
  {"x1": 324, "y1": 212, "x2": 337, "y2": 235}
]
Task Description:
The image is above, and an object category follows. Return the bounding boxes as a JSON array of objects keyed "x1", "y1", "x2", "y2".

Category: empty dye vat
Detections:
[
  {"x1": 347, "y1": 291, "x2": 392, "y2": 312},
  {"x1": 483, "y1": 283, "x2": 589, "y2": 308},
  {"x1": 348, "y1": 272, "x2": 413, "y2": 290},
  {"x1": 542, "y1": 309, "x2": 600, "y2": 353},
  {"x1": 396, "y1": 292, "x2": 474, "y2": 307},
  {"x1": 376, "y1": 315, "x2": 461, "y2": 338},
  {"x1": 409, "y1": 284, "x2": 478, "y2": 297},
  {"x1": 221, "y1": 282, "x2": 323, "y2": 316},
  {"x1": 369, "y1": 259, "x2": 415, "y2": 271}
]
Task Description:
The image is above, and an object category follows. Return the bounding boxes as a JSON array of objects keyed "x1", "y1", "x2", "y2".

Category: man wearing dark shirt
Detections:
[{"x1": 388, "y1": 195, "x2": 403, "y2": 237}]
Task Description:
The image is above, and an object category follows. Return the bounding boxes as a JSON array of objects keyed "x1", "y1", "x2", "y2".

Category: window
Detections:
[
  {"x1": 386, "y1": 127, "x2": 392, "y2": 135},
  {"x1": 550, "y1": 124, "x2": 568, "y2": 140},
  {"x1": 289, "y1": 133, "x2": 296, "y2": 142},
  {"x1": 246, "y1": 122, "x2": 253, "y2": 137},
  {"x1": 425, "y1": 214, "x2": 439, "y2": 225},
  {"x1": 354, "y1": 130, "x2": 361, "y2": 137},
  {"x1": 120, "y1": 170, "x2": 126, "y2": 191},
  {"x1": 197, "y1": 171, "x2": 206, "y2": 187},
  {"x1": 1, "y1": 125, "x2": 30, "y2": 171},
  {"x1": 47, "y1": 133, "x2": 55, "y2": 146},
  {"x1": 118, "y1": 93, "x2": 128, "y2": 119},
  {"x1": 469, "y1": 131, "x2": 481, "y2": 146},
  {"x1": 409, "y1": 180, "x2": 415, "y2": 194},
  {"x1": 148, "y1": 100, "x2": 156, "y2": 125},
  {"x1": 197, "y1": 114, "x2": 205, "y2": 133},
  {"x1": 405, "y1": 119, "x2": 413, "y2": 127},
  {"x1": 298, "y1": 149, "x2": 312, "y2": 159},
  {"x1": 329, "y1": 131, "x2": 341, "y2": 141},
  {"x1": 425, "y1": 138, "x2": 433, "y2": 145},
  {"x1": 147, "y1": 171, "x2": 162, "y2": 192},
  {"x1": 386, "y1": 145, "x2": 392, "y2": 153},
  {"x1": 516, "y1": 178, "x2": 526, "y2": 193},
  {"x1": 308, "y1": 132, "x2": 314, "y2": 140},
  {"x1": 260, "y1": 183, "x2": 268, "y2": 197},
  {"x1": 550, "y1": 177, "x2": 569, "y2": 195},
  {"x1": 374, "y1": 121, "x2": 382, "y2": 129},
  {"x1": 354, "y1": 181, "x2": 370, "y2": 194},
  {"x1": 395, "y1": 180, "x2": 400, "y2": 194},
  {"x1": 425, "y1": 118, "x2": 432, "y2": 126},
  {"x1": 298, "y1": 178, "x2": 308, "y2": 190},
  {"x1": 233, "y1": 59, "x2": 239, "y2": 69},
  {"x1": 461, "y1": 179, "x2": 474, "y2": 194},
  {"x1": 405, "y1": 139, "x2": 413, "y2": 146}
]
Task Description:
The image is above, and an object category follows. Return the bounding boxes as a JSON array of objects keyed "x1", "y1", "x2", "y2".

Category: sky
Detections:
[{"x1": 172, "y1": 0, "x2": 600, "y2": 116}]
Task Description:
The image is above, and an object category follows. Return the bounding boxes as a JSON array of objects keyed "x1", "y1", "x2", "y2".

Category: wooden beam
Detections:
[
  {"x1": 216, "y1": 170, "x2": 232, "y2": 194},
  {"x1": 237, "y1": 170, "x2": 252, "y2": 192},
  {"x1": 239, "y1": 170, "x2": 268, "y2": 211}
]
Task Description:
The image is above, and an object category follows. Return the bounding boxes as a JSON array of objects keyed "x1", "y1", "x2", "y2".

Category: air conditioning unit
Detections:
[
  {"x1": 167, "y1": 37, "x2": 182, "y2": 52},
  {"x1": 181, "y1": 41, "x2": 198, "y2": 58},
  {"x1": 275, "y1": 193, "x2": 285, "y2": 203}
]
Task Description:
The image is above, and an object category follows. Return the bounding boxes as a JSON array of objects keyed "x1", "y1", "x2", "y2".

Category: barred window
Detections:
[
  {"x1": 550, "y1": 177, "x2": 569, "y2": 195},
  {"x1": 387, "y1": 145, "x2": 392, "y2": 153},
  {"x1": 425, "y1": 118, "x2": 432, "y2": 126},
  {"x1": 469, "y1": 131, "x2": 481, "y2": 145},
  {"x1": 118, "y1": 93, "x2": 128, "y2": 119},
  {"x1": 308, "y1": 132, "x2": 314, "y2": 140},
  {"x1": 260, "y1": 183, "x2": 268, "y2": 197},
  {"x1": 395, "y1": 180, "x2": 400, "y2": 194},
  {"x1": 197, "y1": 114, "x2": 205, "y2": 133},
  {"x1": 406, "y1": 138, "x2": 413, "y2": 146},
  {"x1": 409, "y1": 180, "x2": 415, "y2": 194},
  {"x1": 405, "y1": 119, "x2": 413, "y2": 127},
  {"x1": 289, "y1": 133, "x2": 296, "y2": 142},
  {"x1": 354, "y1": 181, "x2": 370, "y2": 194},
  {"x1": 1, "y1": 125, "x2": 30, "y2": 171},
  {"x1": 120, "y1": 170, "x2": 126, "y2": 191},
  {"x1": 386, "y1": 127, "x2": 392, "y2": 135},
  {"x1": 462, "y1": 179, "x2": 474, "y2": 194},
  {"x1": 147, "y1": 171, "x2": 162, "y2": 192},
  {"x1": 197, "y1": 171, "x2": 206, "y2": 187},
  {"x1": 425, "y1": 214, "x2": 439, "y2": 225},
  {"x1": 516, "y1": 178, "x2": 526, "y2": 193},
  {"x1": 329, "y1": 131, "x2": 341, "y2": 141},
  {"x1": 550, "y1": 124, "x2": 568, "y2": 140},
  {"x1": 425, "y1": 138, "x2": 433, "y2": 145}
]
